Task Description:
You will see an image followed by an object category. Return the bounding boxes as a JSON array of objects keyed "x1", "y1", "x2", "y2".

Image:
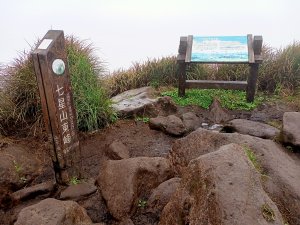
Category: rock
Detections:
[
  {"x1": 155, "y1": 96, "x2": 178, "y2": 116},
  {"x1": 0, "y1": 144, "x2": 41, "y2": 207},
  {"x1": 78, "y1": 192, "x2": 112, "y2": 224},
  {"x1": 117, "y1": 218, "x2": 134, "y2": 225},
  {"x1": 149, "y1": 115, "x2": 186, "y2": 136},
  {"x1": 147, "y1": 178, "x2": 181, "y2": 214},
  {"x1": 60, "y1": 180, "x2": 97, "y2": 200},
  {"x1": 12, "y1": 180, "x2": 56, "y2": 201},
  {"x1": 168, "y1": 128, "x2": 300, "y2": 225},
  {"x1": 96, "y1": 157, "x2": 173, "y2": 220},
  {"x1": 160, "y1": 144, "x2": 284, "y2": 225},
  {"x1": 106, "y1": 141, "x2": 130, "y2": 160},
  {"x1": 181, "y1": 112, "x2": 201, "y2": 132},
  {"x1": 209, "y1": 98, "x2": 234, "y2": 123},
  {"x1": 282, "y1": 112, "x2": 300, "y2": 147},
  {"x1": 224, "y1": 119, "x2": 280, "y2": 139},
  {"x1": 111, "y1": 87, "x2": 158, "y2": 117},
  {"x1": 14, "y1": 198, "x2": 93, "y2": 225}
]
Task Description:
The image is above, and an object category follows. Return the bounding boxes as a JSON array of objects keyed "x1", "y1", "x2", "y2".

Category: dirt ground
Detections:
[{"x1": 0, "y1": 100, "x2": 299, "y2": 225}]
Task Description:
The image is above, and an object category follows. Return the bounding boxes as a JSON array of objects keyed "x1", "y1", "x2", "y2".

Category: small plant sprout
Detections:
[
  {"x1": 13, "y1": 160, "x2": 22, "y2": 173},
  {"x1": 135, "y1": 117, "x2": 150, "y2": 123},
  {"x1": 138, "y1": 199, "x2": 147, "y2": 209},
  {"x1": 69, "y1": 176, "x2": 81, "y2": 185}
]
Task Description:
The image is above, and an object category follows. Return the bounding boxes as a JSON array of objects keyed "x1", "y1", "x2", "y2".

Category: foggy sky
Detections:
[{"x1": 1, "y1": 0, "x2": 300, "y2": 72}]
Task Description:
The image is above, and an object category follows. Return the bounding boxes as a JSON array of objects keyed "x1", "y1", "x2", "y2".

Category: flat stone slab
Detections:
[
  {"x1": 12, "y1": 181, "x2": 56, "y2": 201},
  {"x1": 225, "y1": 119, "x2": 280, "y2": 139},
  {"x1": 60, "y1": 180, "x2": 97, "y2": 200},
  {"x1": 282, "y1": 112, "x2": 300, "y2": 147},
  {"x1": 111, "y1": 86, "x2": 158, "y2": 117}
]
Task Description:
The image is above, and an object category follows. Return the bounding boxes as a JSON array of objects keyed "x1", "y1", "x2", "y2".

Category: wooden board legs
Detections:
[
  {"x1": 246, "y1": 63, "x2": 259, "y2": 102},
  {"x1": 178, "y1": 63, "x2": 186, "y2": 97}
]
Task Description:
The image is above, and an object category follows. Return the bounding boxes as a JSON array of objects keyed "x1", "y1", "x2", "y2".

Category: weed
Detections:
[
  {"x1": 13, "y1": 160, "x2": 22, "y2": 173},
  {"x1": 69, "y1": 176, "x2": 81, "y2": 185},
  {"x1": 243, "y1": 146, "x2": 262, "y2": 173},
  {"x1": 135, "y1": 117, "x2": 150, "y2": 123},
  {"x1": 261, "y1": 203, "x2": 276, "y2": 222},
  {"x1": 161, "y1": 89, "x2": 264, "y2": 110},
  {"x1": 286, "y1": 146, "x2": 294, "y2": 152},
  {"x1": 137, "y1": 199, "x2": 147, "y2": 209}
]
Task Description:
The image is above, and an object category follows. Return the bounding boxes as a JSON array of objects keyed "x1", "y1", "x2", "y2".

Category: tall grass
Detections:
[
  {"x1": 106, "y1": 42, "x2": 300, "y2": 96},
  {"x1": 0, "y1": 36, "x2": 115, "y2": 136},
  {"x1": 104, "y1": 56, "x2": 178, "y2": 96}
]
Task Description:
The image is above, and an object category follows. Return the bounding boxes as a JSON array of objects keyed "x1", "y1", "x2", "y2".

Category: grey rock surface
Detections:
[
  {"x1": 282, "y1": 112, "x2": 300, "y2": 147},
  {"x1": 225, "y1": 119, "x2": 280, "y2": 139},
  {"x1": 111, "y1": 87, "x2": 157, "y2": 117}
]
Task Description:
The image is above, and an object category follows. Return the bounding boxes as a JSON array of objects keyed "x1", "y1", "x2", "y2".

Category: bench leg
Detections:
[
  {"x1": 178, "y1": 62, "x2": 187, "y2": 97},
  {"x1": 247, "y1": 63, "x2": 259, "y2": 102}
]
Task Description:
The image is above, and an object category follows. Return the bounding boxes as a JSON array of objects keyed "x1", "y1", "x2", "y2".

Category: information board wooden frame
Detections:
[{"x1": 177, "y1": 34, "x2": 263, "y2": 102}]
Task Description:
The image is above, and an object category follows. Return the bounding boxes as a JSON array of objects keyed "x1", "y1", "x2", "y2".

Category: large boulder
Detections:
[
  {"x1": 282, "y1": 112, "x2": 300, "y2": 147},
  {"x1": 224, "y1": 119, "x2": 280, "y2": 139},
  {"x1": 149, "y1": 115, "x2": 186, "y2": 136},
  {"x1": 111, "y1": 87, "x2": 158, "y2": 117},
  {"x1": 14, "y1": 198, "x2": 94, "y2": 225},
  {"x1": 0, "y1": 144, "x2": 41, "y2": 207},
  {"x1": 168, "y1": 128, "x2": 300, "y2": 224},
  {"x1": 160, "y1": 144, "x2": 284, "y2": 225},
  {"x1": 96, "y1": 157, "x2": 173, "y2": 220}
]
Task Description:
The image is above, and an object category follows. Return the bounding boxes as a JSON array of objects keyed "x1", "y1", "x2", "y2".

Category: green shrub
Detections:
[{"x1": 0, "y1": 36, "x2": 115, "y2": 136}]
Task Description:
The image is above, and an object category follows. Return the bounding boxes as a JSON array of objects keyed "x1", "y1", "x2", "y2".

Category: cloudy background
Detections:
[{"x1": 1, "y1": 0, "x2": 300, "y2": 72}]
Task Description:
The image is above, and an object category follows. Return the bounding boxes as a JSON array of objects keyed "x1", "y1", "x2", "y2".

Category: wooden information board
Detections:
[
  {"x1": 177, "y1": 34, "x2": 263, "y2": 102},
  {"x1": 32, "y1": 30, "x2": 81, "y2": 184}
]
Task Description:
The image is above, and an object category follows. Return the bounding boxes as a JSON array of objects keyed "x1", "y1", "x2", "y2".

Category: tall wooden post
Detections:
[
  {"x1": 177, "y1": 36, "x2": 187, "y2": 97},
  {"x1": 247, "y1": 36, "x2": 263, "y2": 102},
  {"x1": 32, "y1": 30, "x2": 81, "y2": 185}
]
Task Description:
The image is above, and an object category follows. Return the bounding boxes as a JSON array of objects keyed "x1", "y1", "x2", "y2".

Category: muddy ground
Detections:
[{"x1": 0, "y1": 100, "x2": 299, "y2": 225}]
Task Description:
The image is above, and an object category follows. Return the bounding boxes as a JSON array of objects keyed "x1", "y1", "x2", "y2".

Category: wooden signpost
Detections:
[
  {"x1": 177, "y1": 35, "x2": 263, "y2": 102},
  {"x1": 32, "y1": 30, "x2": 81, "y2": 184}
]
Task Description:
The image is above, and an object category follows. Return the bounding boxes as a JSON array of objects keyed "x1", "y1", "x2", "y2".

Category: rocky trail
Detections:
[{"x1": 0, "y1": 87, "x2": 300, "y2": 225}]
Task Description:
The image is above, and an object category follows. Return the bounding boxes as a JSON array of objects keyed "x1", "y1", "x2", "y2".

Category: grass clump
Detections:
[
  {"x1": 0, "y1": 36, "x2": 116, "y2": 136},
  {"x1": 161, "y1": 88, "x2": 264, "y2": 110},
  {"x1": 244, "y1": 146, "x2": 262, "y2": 173},
  {"x1": 261, "y1": 203, "x2": 276, "y2": 222},
  {"x1": 66, "y1": 37, "x2": 116, "y2": 131}
]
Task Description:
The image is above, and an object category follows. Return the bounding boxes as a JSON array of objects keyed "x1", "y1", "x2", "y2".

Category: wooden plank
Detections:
[
  {"x1": 185, "y1": 35, "x2": 193, "y2": 63},
  {"x1": 247, "y1": 34, "x2": 255, "y2": 63},
  {"x1": 178, "y1": 63, "x2": 187, "y2": 96},
  {"x1": 177, "y1": 36, "x2": 187, "y2": 62},
  {"x1": 253, "y1": 36, "x2": 263, "y2": 63},
  {"x1": 246, "y1": 63, "x2": 259, "y2": 102},
  {"x1": 186, "y1": 80, "x2": 247, "y2": 90}
]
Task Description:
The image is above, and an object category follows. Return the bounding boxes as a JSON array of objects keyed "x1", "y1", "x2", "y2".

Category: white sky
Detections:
[{"x1": 1, "y1": 0, "x2": 300, "y2": 72}]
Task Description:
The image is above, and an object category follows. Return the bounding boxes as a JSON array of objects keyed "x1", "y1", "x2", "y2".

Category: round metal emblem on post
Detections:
[{"x1": 52, "y1": 59, "x2": 65, "y2": 75}]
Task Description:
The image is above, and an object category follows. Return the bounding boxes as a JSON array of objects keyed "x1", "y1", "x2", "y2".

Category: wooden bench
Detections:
[{"x1": 177, "y1": 35, "x2": 263, "y2": 102}]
